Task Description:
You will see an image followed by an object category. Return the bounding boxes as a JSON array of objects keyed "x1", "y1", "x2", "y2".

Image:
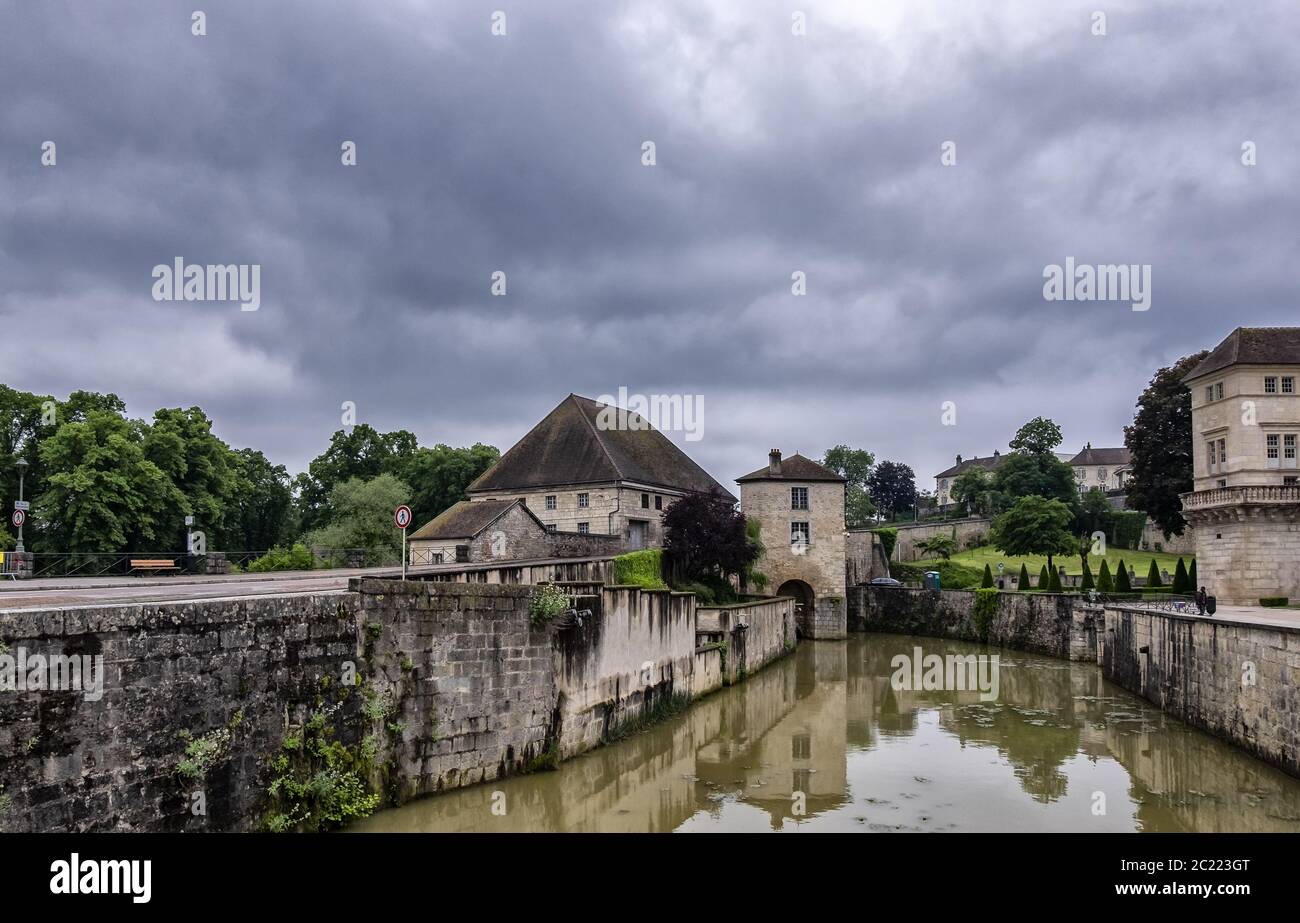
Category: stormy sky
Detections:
[{"x1": 2, "y1": 0, "x2": 1297, "y2": 492}]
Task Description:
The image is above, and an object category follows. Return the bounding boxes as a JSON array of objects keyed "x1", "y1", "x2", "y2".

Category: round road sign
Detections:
[
  {"x1": 394, "y1": 505, "x2": 413, "y2": 530},
  {"x1": 11, "y1": 509, "x2": 26, "y2": 528}
]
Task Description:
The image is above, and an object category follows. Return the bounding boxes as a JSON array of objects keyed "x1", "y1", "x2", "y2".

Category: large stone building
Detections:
[
  {"x1": 458, "y1": 393, "x2": 733, "y2": 552},
  {"x1": 737, "y1": 450, "x2": 847, "y2": 639},
  {"x1": 1181, "y1": 326, "x2": 1300, "y2": 604},
  {"x1": 1067, "y1": 444, "x2": 1131, "y2": 497}
]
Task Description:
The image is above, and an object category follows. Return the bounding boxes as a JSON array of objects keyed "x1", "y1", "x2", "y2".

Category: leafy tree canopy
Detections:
[
  {"x1": 989, "y1": 495, "x2": 1077, "y2": 570},
  {"x1": 866, "y1": 460, "x2": 916, "y2": 521},
  {"x1": 1124, "y1": 351, "x2": 1209, "y2": 538},
  {"x1": 662, "y1": 490, "x2": 757, "y2": 582}
]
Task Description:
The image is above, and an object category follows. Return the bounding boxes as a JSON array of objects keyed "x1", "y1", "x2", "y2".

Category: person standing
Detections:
[{"x1": 1195, "y1": 586, "x2": 1207, "y2": 615}]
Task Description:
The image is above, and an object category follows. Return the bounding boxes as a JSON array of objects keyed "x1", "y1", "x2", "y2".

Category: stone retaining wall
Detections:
[
  {"x1": 1102, "y1": 605, "x2": 1300, "y2": 778},
  {"x1": 696, "y1": 596, "x2": 796, "y2": 685}
]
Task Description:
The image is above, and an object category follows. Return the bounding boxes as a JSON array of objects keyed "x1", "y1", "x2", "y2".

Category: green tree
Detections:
[
  {"x1": 1189, "y1": 558, "x2": 1198, "y2": 588},
  {"x1": 295, "y1": 425, "x2": 420, "y2": 533},
  {"x1": 1124, "y1": 352, "x2": 1209, "y2": 537},
  {"x1": 866, "y1": 460, "x2": 916, "y2": 520},
  {"x1": 1048, "y1": 567, "x2": 1063, "y2": 593},
  {"x1": 1018, "y1": 562, "x2": 1030, "y2": 592},
  {"x1": 35, "y1": 410, "x2": 186, "y2": 553},
  {"x1": 990, "y1": 495, "x2": 1077, "y2": 572},
  {"x1": 1038, "y1": 564, "x2": 1050, "y2": 591},
  {"x1": 1080, "y1": 559, "x2": 1094, "y2": 591},
  {"x1": 916, "y1": 535, "x2": 957, "y2": 559},
  {"x1": 1009, "y1": 416, "x2": 1064, "y2": 457},
  {"x1": 1146, "y1": 558, "x2": 1163, "y2": 588},
  {"x1": 994, "y1": 452, "x2": 1079, "y2": 510},
  {"x1": 822, "y1": 445, "x2": 876, "y2": 527},
  {"x1": 1115, "y1": 558, "x2": 1133, "y2": 592},
  {"x1": 1097, "y1": 560, "x2": 1114, "y2": 593},
  {"x1": 398, "y1": 443, "x2": 500, "y2": 530},
  {"x1": 306, "y1": 473, "x2": 412, "y2": 565},
  {"x1": 951, "y1": 467, "x2": 1000, "y2": 516},
  {"x1": 980, "y1": 563, "x2": 995, "y2": 589},
  {"x1": 230, "y1": 449, "x2": 295, "y2": 550},
  {"x1": 143, "y1": 407, "x2": 242, "y2": 549}
]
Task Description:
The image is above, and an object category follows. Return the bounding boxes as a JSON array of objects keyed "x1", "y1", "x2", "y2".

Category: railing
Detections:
[
  {"x1": 1181, "y1": 485, "x2": 1300, "y2": 510},
  {"x1": 1086, "y1": 591, "x2": 1204, "y2": 614}
]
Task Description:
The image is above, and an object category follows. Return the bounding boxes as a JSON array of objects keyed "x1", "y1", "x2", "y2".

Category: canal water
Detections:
[{"x1": 350, "y1": 634, "x2": 1300, "y2": 833}]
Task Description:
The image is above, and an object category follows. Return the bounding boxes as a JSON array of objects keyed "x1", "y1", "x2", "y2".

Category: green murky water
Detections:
[{"x1": 350, "y1": 635, "x2": 1300, "y2": 833}]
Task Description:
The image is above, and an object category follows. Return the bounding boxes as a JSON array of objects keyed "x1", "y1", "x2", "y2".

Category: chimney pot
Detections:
[{"x1": 768, "y1": 449, "x2": 782, "y2": 475}]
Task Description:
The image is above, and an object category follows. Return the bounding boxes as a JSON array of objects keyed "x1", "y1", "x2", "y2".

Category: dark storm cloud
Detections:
[{"x1": 2, "y1": 0, "x2": 1297, "y2": 487}]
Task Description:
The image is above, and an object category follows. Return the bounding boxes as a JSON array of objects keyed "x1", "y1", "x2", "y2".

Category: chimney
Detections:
[
  {"x1": 993, "y1": 449, "x2": 1000, "y2": 457},
  {"x1": 956, "y1": 454, "x2": 963, "y2": 465},
  {"x1": 768, "y1": 449, "x2": 782, "y2": 475}
]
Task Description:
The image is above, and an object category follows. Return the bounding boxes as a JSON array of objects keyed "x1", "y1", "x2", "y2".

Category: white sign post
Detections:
[{"x1": 394, "y1": 505, "x2": 413, "y2": 580}]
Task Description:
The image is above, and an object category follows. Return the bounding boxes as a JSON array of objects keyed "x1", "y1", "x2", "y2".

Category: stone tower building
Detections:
[{"x1": 737, "y1": 450, "x2": 847, "y2": 639}]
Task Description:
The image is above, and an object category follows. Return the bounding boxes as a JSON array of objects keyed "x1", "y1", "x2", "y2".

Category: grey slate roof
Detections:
[
  {"x1": 409, "y1": 499, "x2": 542, "y2": 541},
  {"x1": 1184, "y1": 327, "x2": 1300, "y2": 382},
  {"x1": 736, "y1": 453, "x2": 846, "y2": 483},
  {"x1": 466, "y1": 394, "x2": 735, "y2": 501},
  {"x1": 934, "y1": 454, "x2": 1007, "y2": 480},
  {"x1": 1067, "y1": 446, "x2": 1131, "y2": 467}
]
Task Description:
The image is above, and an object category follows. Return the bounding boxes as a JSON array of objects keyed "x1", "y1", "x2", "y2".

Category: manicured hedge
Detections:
[{"x1": 1260, "y1": 597, "x2": 1290, "y2": 608}]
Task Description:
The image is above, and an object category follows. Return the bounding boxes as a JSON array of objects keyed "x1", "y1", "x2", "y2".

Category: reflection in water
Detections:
[{"x1": 350, "y1": 635, "x2": 1300, "y2": 833}]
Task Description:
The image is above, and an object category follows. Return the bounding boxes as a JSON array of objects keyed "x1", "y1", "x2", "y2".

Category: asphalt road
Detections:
[{"x1": 0, "y1": 566, "x2": 410, "y2": 611}]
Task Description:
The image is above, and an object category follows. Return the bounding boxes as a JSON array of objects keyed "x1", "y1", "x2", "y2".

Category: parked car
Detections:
[{"x1": 867, "y1": 577, "x2": 904, "y2": 586}]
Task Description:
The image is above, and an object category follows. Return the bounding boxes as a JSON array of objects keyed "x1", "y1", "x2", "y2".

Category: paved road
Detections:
[{"x1": 0, "y1": 566, "x2": 417, "y2": 611}]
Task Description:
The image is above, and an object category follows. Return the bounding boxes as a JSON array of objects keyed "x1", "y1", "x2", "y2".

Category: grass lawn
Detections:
[{"x1": 914, "y1": 544, "x2": 1192, "y2": 581}]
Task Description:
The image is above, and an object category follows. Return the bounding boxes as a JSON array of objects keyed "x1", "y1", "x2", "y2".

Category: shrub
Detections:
[
  {"x1": 612, "y1": 549, "x2": 666, "y2": 589},
  {"x1": 1017, "y1": 563, "x2": 1031, "y2": 592},
  {"x1": 1097, "y1": 560, "x2": 1114, "y2": 593},
  {"x1": 1260, "y1": 597, "x2": 1289, "y2": 608},
  {"x1": 1115, "y1": 559, "x2": 1132, "y2": 593},
  {"x1": 248, "y1": 543, "x2": 314, "y2": 573},
  {"x1": 1047, "y1": 567, "x2": 1063, "y2": 593},
  {"x1": 1080, "y1": 560, "x2": 1094, "y2": 591},
  {"x1": 980, "y1": 563, "x2": 994, "y2": 589},
  {"x1": 1171, "y1": 558, "x2": 1190, "y2": 594},
  {"x1": 1146, "y1": 559, "x2": 1163, "y2": 588},
  {"x1": 1189, "y1": 558, "x2": 1198, "y2": 588},
  {"x1": 1038, "y1": 564, "x2": 1050, "y2": 591},
  {"x1": 888, "y1": 560, "x2": 983, "y2": 589}
]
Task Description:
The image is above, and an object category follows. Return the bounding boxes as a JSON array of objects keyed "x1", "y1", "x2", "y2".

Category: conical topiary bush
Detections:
[
  {"x1": 1080, "y1": 560, "x2": 1094, "y2": 591},
  {"x1": 1038, "y1": 564, "x2": 1050, "y2": 591},
  {"x1": 1190, "y1": 558, "x2": 1198, "y2": 589},
  {"x1": 1147, "y1": 558, "x2": 1163, "y2": 588},
  {"x1": 1097, "y1": 560, "x2": 1114, "y2": 593},
  {"x1": 1172, "y1": 557, "x2": 1190, "y2": 594},
  {"x1": 1018, "y1": 563, "x2": 1031, "y2": 593},
  {"x1": 1048, "y1": 567, "x2": 1063, "y2": 593},
  {"x1": 1115, "y1": 559, "x2": 1132, "y2": 593},
  {"x1": 981, "y1": 563, "x2": 995, "y2": 589}
]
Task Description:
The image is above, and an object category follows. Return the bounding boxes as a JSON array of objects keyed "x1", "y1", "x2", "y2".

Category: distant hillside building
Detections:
[
  {"x1": 1181, "y1": 326, "x2": 1300, "y2": 604},
  {"x1": 1067, "y1": 444, "x2": 1131, "y2": 505},
  {"x1": 934, "y1": 452, "x2": 1006, "y2": 510},
  {"x1": 737, "y1": 450, "x2": 847, "y2": 639},
  {"x1": 462, "y1": 393, "x2": 733, "y2": 553}
]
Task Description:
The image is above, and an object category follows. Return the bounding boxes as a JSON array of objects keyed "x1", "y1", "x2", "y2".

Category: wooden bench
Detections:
[{"x1": 129, "y1": 559, "x2": 180, "y2": 575}]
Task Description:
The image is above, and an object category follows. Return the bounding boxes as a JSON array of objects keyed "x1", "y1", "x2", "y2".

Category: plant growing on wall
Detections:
[
  {"x1": 972, "y1": 588, "x2": 999, "y2": 642},
  {"x1": 529, "y1": 583, "x2": 571, "y2": 626},
  {"x1": 873, "y1": 527, "x2": 898, "y2": 561},
  {"x1": 917, "y1": 535, "x2": 958, "y2": 560}
]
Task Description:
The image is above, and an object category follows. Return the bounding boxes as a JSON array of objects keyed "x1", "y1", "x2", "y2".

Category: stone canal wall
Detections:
[
  {"x1": 849, "y1": 586, "x2": 1102, "y2": 662},
  {"x1": 1101, "y1": 605, "x2": 1300, "y2": 779},
  {"x1": 0, "y1": 591, "x2": 364, "y2": 833},
  {"x1": 696, "y1": 596, "x2": 796, "y2": 686},
  {"x1": 1, "y1": 577, "x2": 796, "y2": 831}
]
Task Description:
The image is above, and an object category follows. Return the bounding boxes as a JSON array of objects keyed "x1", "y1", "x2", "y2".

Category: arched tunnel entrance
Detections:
[{"x1": 776, "y1": 579, "x2": 815, "y2": 639}]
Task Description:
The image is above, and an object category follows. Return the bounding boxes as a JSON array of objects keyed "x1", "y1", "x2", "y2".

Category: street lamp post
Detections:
[{"x1": 14, "y1": 457, "x2": 28, "y2": 553}]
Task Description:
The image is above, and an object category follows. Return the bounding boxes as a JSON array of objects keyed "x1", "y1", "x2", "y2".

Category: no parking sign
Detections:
[{"x1": 11, "y1": 509, "x2": 25, "y2": 528}]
